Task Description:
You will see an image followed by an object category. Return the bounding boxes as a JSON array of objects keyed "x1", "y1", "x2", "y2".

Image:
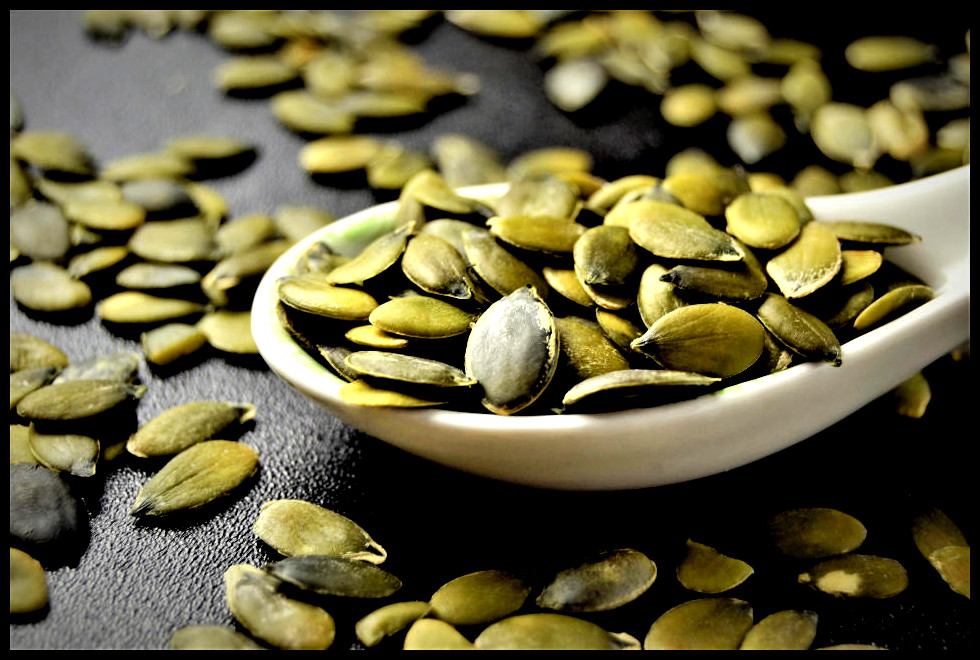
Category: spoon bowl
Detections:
[{"x1": 252, "y1": 166, "x2": 969, "y2": 490}]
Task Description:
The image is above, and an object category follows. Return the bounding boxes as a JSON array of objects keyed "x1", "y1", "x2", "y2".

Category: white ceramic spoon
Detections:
[{"x1": 253, "y1": 165, "x2": 970, "y2": 491}]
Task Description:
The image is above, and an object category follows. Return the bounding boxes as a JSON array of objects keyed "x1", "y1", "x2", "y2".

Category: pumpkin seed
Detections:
[
  {"x1": 573, "y1": 225, "x2": 638, "y2": 287},
  {"x1": 791, "y1": 165, "x2": 842, "y2": 197},
  {"x1": 506, "y1": 147, "x2": 593, "y2": 181},
  {"x1": 10, "y1": 130, "x2": 94, "y2": 176},
  {"x1": 767, "y1": 507, "x2": 867, "y2": 559},
  {"x1": 266, "y1": 554, "x2": 401, "y2": 598},
  {"x1": 543, "y1": 57, "x2": 608, "y2": 112},
  {"x1": 402, "y1": 233, "x2": 477, "y2": 300},
  {"x1": 727, "y1": 112, "x2": 787, "y2": 165},
  {"x1": 9, "y1": 547, "x2": 48, "y2": 614},
  {"x1": 127, "y1": 400, "x2": 255, "y2": 458},
  {"x1": 716, "y1": 75, "x2": 783, "y2": 117},
  {"x1": 690, "y1": 36, "x2": 752, "y2": 82},
  {"x1": 63, "y1": 197, "x2": 147, "y2": 231},
  {"x1": 660, "y1": 83, "x2": 717, "y2": 127},
  {"x1": 660, "y1": 241, "x2": 768, "y2": 302},
  {"x1": 676, "y1": 540, "x2": 754, "y2": 594},
  {"x1": 300, "y1": 135, "x2": 382, "y2": 174},
  {"x1": 911, "y1": 507, "x2": 969, "y2": 559},
  {"x1": 556, "y1": 316, "x2": 631, "y2": 382},
  {"x1": 12, "y1": 263, "x2": 93, "y2": 313},
  {"x1": 845, "y1": 36, "x2": 938, "y2": 72},
  {"x1": 27, "y1": 426, "x2": 100, "y2": 478},
  {"x1": 369, "y1": 296, "x2": 476, "y2": 339},
  {"x1": 756, "y1": 293, "x2": 842, "y2": 366},
  {"x1": 429, "y1": 569, "x2": 531, "y2": 626},
  {"x1": 169, "y1": 625, "x2": 266, "y2": 650},
  {"x1": 66, "y1": 246, "x2": 130, "y2": 280},
  {"x1": 164, "y1": 134, "x2": 254, "y2": 163},
  {"x1": 402, "y1": 169, "x2": 484, "y2": 216},
  {"x1": 766, "y1": 222, "x2": 842, "y2": 299},
  {"x1": 637, "y1": 264, "x2": 688, "y2": 327},
  {"x1": 852, "y1": 284, "x2": 934, "y2": 331},
  {"x1": 10, "y1": 424, "x2": 38, "y2": 465},
  {"x1": 224, "y1": 564, "x2": 336, "y2": 650},
  {"x1": 430, "y1": 133, "x2": 507, "y2": 188},
  {"x1": 130, "y1": 440, "x2": 259, "y2": 516},
  {"x1": 403, "y1": 618, "x2": 475, "y2": 651},
  {"x1": 271, "y1": 90, "x2": 356, "y2": 135},
  {"x1": 215, "y1": 55, "x2": 299, "y2": 92},
  {"x1": 562, "y1": 369, "x2": 721, "y2": 409},
  {"x1": 9, "y1": 201, "x2": 71, "y2": 262},
  {"x1": 324, "y1": 225, "x2": 410, "y2": 286},
  {"x1": 821, "y1": 220, "x2": 922, "y2": 247},
  {"x1": 253, "y1": 499, "x2": 387, "y2": 563},
  {"x1": 464, "y1": 228, "x2": 550, "y2": 299},
  {"x1": 594, "y1": 308, "x2": 644, "y2": 351},
  {"x1": 445, "y1": 9, "x2": 544, "y2": 39},
  {"x1": 893, "y1": 371, "x2": 931, "y2": 418},
  {"x1": 128, "y1": 218, "x2": 217, "y2": 263},
  {"x1": 52, "y1": 351, "x2": 140, "y2": 384},
  {"x1": 629, "y1": 204, "x2": 741, "y2": 262},
  {"x1": 203, "y1": 240, "x2": 291, "y2": 307},
  {"x1": 725, "y1": 192, "x2": 801, "y2": 250},
  {"x1": 339, "y1": 379, "x2": 447, "y2": 408},
  {"x1": 274, "y1": 205, "x2": 336, "y2": 243},
  {"x1": 101, "y1": 151, "x2": 195, "y2": 182},
  {"x1": 839, "y1": 250, "x2": 884, "y2": 286},
  {"x1": 926, "y1": 546, "x2": 970, "y2": 599},
  {"x1": 494, "y1": 175, "x2": 579, "y2": 220},
  {"x1": 811, "y1": 103, "x2": 879, "y2": 169},
  {"x1": 279, "y1": 274, "x2": 379, "y2": 321},
  {"x1": 644, "y1": 597, "x2": 754, "y2": 650},
  {"x1": 696, "y1": 10, "x2": 770, "y2": 55},
  {"x1": 10, "y1": 367, "x2": 60, "y2": 411},
  {"x1": 140, "y1": 323, "x2": 208, "y2": 366},
  {"x1": 537, "y1": 548, "x2": 657, "y2": 613},
  {"x1": 115, "y1": 263, "x2": 202, "y2": 291},
  {"x1": 867, "y1": 100, "x2": 930, "y2": 162},
  {"x1": 9, "y1": 463, "x2": 81, "y2": 552},
  {"x1": 16, "y1": 380, "x2": 146, "y2": 421},
  {"x1": 367, "y1": 143, "x2": 433, "y2": 190},
  {"x1": 345, "y1": 351, "x2": 475, "y2": 389},
  {"x1": 10, "y1": 333, "x2": 69, "y2": 373},
  {"x1": 356, "y1": 601, "x2": 432, "y2": 648},
  {"x1": 631, "y1": 303, "x2": 765, "y2": 378},
  {"x1": 476, "y1": 613, "x2": 634, "y2": 651},
  {"x1": 739, "y1": 610, "x2": 818, "y2": 650},
  {"x1": 214, "y1": 214, "x2": 278, "y2": 256},
  {"x1": 542, "y1": 267, "x2": 593, "y2": 308},
  {"x1": 98, "y1": 291, "x2": 205, "y2": 324},
  {"x1": 798, "y1": 554, "x2": 908, "y2": 598}
]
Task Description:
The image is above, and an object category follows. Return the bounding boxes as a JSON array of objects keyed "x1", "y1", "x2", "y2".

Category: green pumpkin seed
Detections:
[
  {"x1": 366, "y1": 142, "x2": 433, "y2": 191},
  {"x1": 52, "y1": 351, "x2": 140, "y2": 384},
  {"x1": 756, "y1": 293, "x2": 842, "y2": 366},
  {"x1": 11, "y1": 367, "x2": 60, "y2": 411},
  {"x1": 202, "y1": 240, "x2": 291, "y2": 306},
  {"x1": 271, "y1": 90, "x2": 356, "y2": 135},
  {"x1": 12, "y1": 263, "x2": 93, "y2": 313},
  {"x1": 184, "y1": 181, "x2": 228, "y2": 226},
  {"x1": 716, "y1": 75, "x2": 783, "y2": 117},
  {"x1": 631, "y1": 303, "x2": 765, "y2": 378},
  {"x1": 10, "y1": 547, "x2": 48, "y2": 614},
  {"x1": 696, "y1": 10, "x2": 770, "y2": 55},
  {"x1": 164, "y1": 134, "x2": 254, "y2": 163},
  {"x1": 266, "y1": 554, "x2": 401, "y2": 598},
  {"x1": 402, "y1": 233, "x2": 477, "y2": 300},
  {"x1": 811, "y1": 103, "x2": 880, "y2": 169},
  {"x1": 339, "y1": 379, "x2": 447, "y2": 408},
  {"x1": 345, "y1": 325, "x2": 410, "y2": 350},
  {"x1": 430, "y1": 133, "x2": 507, "y2": 188},
  {"x1": 537, "y1": 548, "x2": 657, "y2": 613},
  {"x1": 791, "y1": 165, "x2": 842, "y2": 197},
  {"x1": 224, "y1": 564, "x2": 336, "y2": 650},
  {"x1": 587, "y1": 175, "x2": 662, "y2": 213},
  {"x1": 316, "y1": 345, "x2": 359, "y2": 382},
  {"x1": 98, "y1": 291, "x2": 205, "y2": 324},
  {"x1": 637, "y1": 264, "x2": 688, "y2": 328},
  {"x1": 488, "y1": 215, "x2": 586, "y2": 254},
  {"x1": 403, "y1": 618, "x2": 475, "y2": 651},
  {"x1": 130, "y1": 440, "x2": 259, "y2": 516},
  {"x1": 115, "y1": 263, "x2": 202, "y2": 290},
  {"x1": 476, "y1": 613, "x2": 634, "y2": 651},
  {"x1": 429, "y1": 569, "x2": 531, "y2": 626},
  {"x1": 274, "y1": 205, "x2": 336, "y2": 244},
  {"x1": 594, "y1": 308, "x2": 644, "y2": 352},
  {"x1": 690, "y1": 36, "x2": 752, "y2": 82},
  {"x1": 543, "y1": 57, "x2": 608, "y2": 113},
  {"x1": 214, "y1": 214, "x2": 278, "y2": 256},
  {"x1": 215, "y1": 55, "x2": 299, "y2": 92},
  {"x1": 839, "y1": 169, "x2": 895, "y2": 193},
  {"x1": 10, "y1": 201, "x2": 72, "y2": 262},
  {"x1": 766, "y1": 222, "x2": 842, "y2": 298},
  {"x1": 253, "y1": 499, "x2": 387, "y2": 563},
  {"x1": 556, "y1": 316, "x2": 630, "y2": 382},
  {"x1": 562, "y1": 369, "x2": 721, "y2": 409},
  {"x1": 465, "y1": 286, "x2": 557, "y2": 414},
  {"x1": 297, "y1": 242, "x2": 349, "y2": 276},
  {"x1": 573, "y1": 225, "x2": 638, "y2": 287},
  {"x1": 822, "y1": 220, "x2": 922, "y2": 247},
  {"x1": 542, "y1": 267, "x2": 593, "y2": 308},
  {"x1": 128, "y1": 218, "x2": 217, "y2": 263},
  {"x1": 324, "y1": 225, "x2": 410, "y2": 285},
  {"x1": 9, "y1": 463, "x2": 81, "y2": 551},
  {"x1": 169, "y1": 625, "x2": 266, "y2": 650},
  {"x1": 101, "y1": 151, "x2": 195, "y2": 182},
  {"x1": 892, "y1": 371, "x2": 931, "y2": 418},
  {"x1": 16, "y1": 380, "x2": 146, "y2": 421},
  {"x1": 63, "y1": 197, "x2": 146, "y2": 231},
  {"x1": 66, "y1": 246, "x2": 130, "y2": 279},
  {"x1": 727, "y1": 112, "x2": 787, "y2": 165},
  {"x1": 279, "y1": 274, "x2": 379, "y2": 321},
  {"x1": 629, "y1": 205, "x2": 741, "y2": 262},
  {"x1": 798, "y1": 554, "x2": 908, "y2": 598},
  {"x1": 299, "y1": 135, "x2": 382, "y2": 174},
  {"x1": 912, "y1": 507, "x2": 969, "y2": 559},
  {"x1": 660, "y1": 83, "x2": 717, "y2": 127},
  {"x1": 725, "y1": 192, "x2": 801, "y2": 250},
  {"x1": 345, "y1": 351, "x2": 475, "y2": 389},
  {"x1": 402, "y1": 169, "x2": 483, "y2": 215},
  {"x1": 852, "y1": 284, "x2": 934, "y2": 331},
  {"x1": 10, "y1": 333, "x2": 70, "y2": 373},
  {"x1": 767, "y1": 507, "x2": 867, "y2": 559},
  {"x1": 867, "y1": 100, "x2": 930, "y2": 161},
  {"x1": 369, "y1": 296, "x2": 476, "y2": 339},
  {"x1": 644, "y1": 598, "x2": 754, "y2": 650},
  {"x1": 464, "y1": 228, "x2": 550, "y2": 299},
  {"x1": 27, "y1": 426, "x2": 100, "y2": 477},
  {"x1": 676, "y1": 540, "x2": 754, "y2": 594},
  {"x1": 445, "y1": 9, "x2": 544, "y2": 39},
  {"x1": 739, "y1": 610, "x2": 818, "y2": 650},
  {"x1": 926, "y1": 545, "x2": 970, "y2": 598},
  {"x1": 356, "y1": 601, "x2": 431, "y2": 648},
  {"x1": 127, "y1": 400, "x2": 255, "y2": 458},
  {"x1": 839, "y1": 250, "x2": 884, "y2": 286},
  {"x1": 494, "y1": 175, "x2": 580, "y2": 220},
  {"x1": 10, "y1": 130, "x2": 94, "y2": 176},
  {"x1": 845, "y1": 36, "x2": 938, "y2": 72},
  {"x1": 660, "y1": 241, "x2": 768, "y2": 302},
  {"x1": 140, "y1": 323, "x2": 209, "y2": 365}
]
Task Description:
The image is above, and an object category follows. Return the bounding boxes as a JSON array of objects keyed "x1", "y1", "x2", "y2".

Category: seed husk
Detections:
[
  {"x1": 465, "y1": 285, "x2": 557, "y2": 414},
  {"x1": 644, "y1": 598, "x2": 754, "y2": 650},
  {"x1": 739, "y1": 610, "x2": 818, "y2": 651},
  {"x1": 98, "y1": 291, "x2": 205, "y2": 324},
  {"x1": 10, "y1": 367, "x2": 60, "y2": 411},
  {"x1": 926, "y1": 545, "x2": 970, "y2": 599},
  {"x1": 324, "y1": 225, "x2": 410, "y2": 286},
  {"x1": 676, "y1": 540, "x2": 754, "y2": 594},
  {"x1": 852, "y1": 284, "x2": 934, "y2": 331},
  {"x1": 766, "y1": 222, "x2": 842, "y2": 299},
  {"x1": 798, "y1": 554, "x2": 908, "y2": 599},
  {"x1": 9, "y1": 463, "x2": 81, "y2": 551},
  {"x1": 464, "y1": 228, "x2": 550, "y2": 299},
  {"x1": 725, "y1": 192, "x2": 801, "y2": 250},
  {"x1": 266, "y1": 554, "x2": 401, "y2": 598},
  {"x1": 756, "y1": 293, "x2": 842, "y2": 366},
  {"x1": 767, "y1": 507, "x2": 867, "y2": 559},
  {"x1": 253, "y1": 499, "x2": 387, "y2": 564},
  {"x1": 403, "y1": 618, "x2": 475, "y2": 651},
  {"x1": 355, "y1": 601, "x2": 432, "y2": 648},
  {"x1": 130, "y1": 439, "x2": 259, "y2": 516},
  {"x1": 345, "y1": 351, "x2": 476, "y2": 389},
  {"x1": 629, "y1": 205, "x2": 742, "y2": 262},
  {"x1": 476, "y1": 613, "x2": 633, "y2": 651},
  {"x1": 10, "y1": 333, "x2": 70, "y2": 373},
  {"x1": 28, "y1": 426, "x2": 100, "y2": 477},
  {"x1": 12, "y1": 262, "x2": 93, "y2": 313},
  {"x1": 631, "y1": 303, "x2": 765, "y2": 379},
  {"x1": 10, "y1": 201, "x2": 72, "y2": 262},
  {"x1": 822, "y1": 220, "x2": 922, "y2": 247},
  {"x1": 369, "y1": 295, "x2": 476, "y2": 339},
  {"x1": 537, "y1": 548, "x2": 657, "y2": 613},
  {"x1": 16, "y1": 380, "x2": 146, "y2": 421},
  {"x1": 169, "y1": 625, "x2": 266, "y2": 650},
  {"x1": 128, "y1": 218, "x2": 217, "y2": 263},
  {"x1": 224, "y1": 564, "x2": 335, "y2": 651},
  {"x1": 140, "y1": 323, "x2": 208, "y2": 366},
  {"x1": 127, "y1": 400, "x2": 255, "y2": 458},
  {"x1": 429, "y1": 569, "x2": 531, "y2": 626},
  {"x1": 10, "y1": 547, "x2": 48, "y2": 615}
]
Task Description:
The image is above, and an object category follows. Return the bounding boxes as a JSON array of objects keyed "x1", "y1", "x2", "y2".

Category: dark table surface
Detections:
[{"x1": 10, "y1": 10, "x2": 972, "y2": 651}]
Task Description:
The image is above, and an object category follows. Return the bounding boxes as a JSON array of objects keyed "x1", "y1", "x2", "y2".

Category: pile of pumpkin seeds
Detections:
[
  {"x1": 166, "y1": 499, "x2": 968, "y2": 650},
  {"x1": 276, "y1": 162, "x2": 935, "y2": 415}
]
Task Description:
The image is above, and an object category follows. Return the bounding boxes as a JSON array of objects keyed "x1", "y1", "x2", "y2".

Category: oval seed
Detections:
[
  {"x1": 52, "y1": 351, "x2": 140, "y2": 384},
  {"x1": 766, "y1": 222, "x2": 842, "y2": 299},
  {"x1": 224, "y1": 564, "x2": 335, "y2": 650},
  {"x1": 272, "y1": 90, "x2": 356, "y2": 135},
  {"x1": 10, "y1": 548, "x2": 48, "y2": 614},
  {"x1": 594, "y1": 309, "x2": 644, "y2": 352},
  {"x1": 130, "y1": 440, "x2": 259, "y2": 516},
  {"x1": 660, "y1": 242, "x2": 768, "y2": 302},
  {"x1": 811, "y1": 103, "x2": 879, "y2": 169},
  {"x1": 169, "y1": 625, "x2": 266, "y2": 650},
  {"x1": 140, "y1": 323, "x2": 208, "y2": 366},
  {"x1": 128, "y1": 218, "x2": 217, "y2": 263},
  {"x1": 10, "y1": 201, "x2": 71, "y2": 262},
  {"x1": 216, "y1": 55, "x2": 299, "y2": 92},
  {"x1": 727, "y1": 112, "x2": 787, "y2": 165},
  {"x1": 629, "y1": 206, "x2": 741, "y2": 262},
  {"x1": 115, "y1": 263, "x2": 202, "y2": 290},
  {"x1": 402, "y1": 233, "x2": 476, "y2": 300},
  {"x1": 911, "y1": 507, "x2": 969, "y2": 559},
  {"x1": 537, "y1": 548, "x2": 657, "y2": 613},
  {"x1": 852, "y1": 284, "x2": 934, "y2": 331},
  {"x1": 840, "y1": 250, "x2": 884, "y2": 285},
  {"x1": 631, "y1": 303, "x2": 765, "y2": 379},
  {"x1": 845, "y1": 36, "x2": 938, "y2": 72},
  {"x1": 16, "y1": 380, "x2": 146, "y2": 421},
  {"x1": 345, "y1": 325, "x2": 410, "y2": 350},
  {"x1": 404, "y1": 618, "x2": 475, "y2": 651},
  {"x1": 127, "y1": 401, "x2": 256, "y2": 458},
  {"x1": 756, "y1": 293, "x2": 842, "y2": 366},
  {"x1": 767, "y1": 507, "x2": 867, "y2": 559},
  {"x1": 300, "y1": 135, "x2": 381, "y2": 174},
  {"x1": 12, "y1": 263, "x2": 93, "y2": 313},
  {"x1": 495, "y1": 174, "x2": 580, "y2": 220},
  {"x1": 562, "y1": 369, "x2": 721, "y2": 409},
  {"x1": 279, "y1": 274, "x2": 379, "y2": 321},
  {"x1": 339, "y1": 380, "x2": 447, "y2": 408},
  {"x1": 725, "y1": 192, "x2": 801, "y2": 250},
  {"x1": 556, "y1": 316, "x2": 630, "y2": 382},
  {"x1": 27, "y1": 426, "x2": 100, "y2": 477},
  {"x1": 101, "y1": 151, "x2": 194, "y2": 182},
  {"x1": 798, "y1": 555, "x2": 908, "y2": 598},
  {"x1": 927, "y1": 545, "x2": 970, "y2": 599},
  {"x1": 369, "y1": 296, "x2": 476, "y2": 339},
  {"x1": 214, "y1": 214, "x2": 277, "y2": 256},
  {"x1": 345, "y1": 351, "x2": 476, "y2": 389},
  {"x1": 253, "y1": 499, "x2": 387, "y2": 563},
  {"x1": 822, "y1": 220, "x2": 922, "y2": 247},
  {"x1": 487, "y1": 215, "x2": 586, "y2": 254},
  {"x1": 573, "y1": 225, "x2": 638, "y2": 287},
  {"x1": 10, "y1": 367, "x2": 60, "y2": 411},
  {"x1": 429, "y1": 570, "x2": 531, "y2": 626},
  {"x1": 637, "y1": 264, "x2": 688, "y2": 328},
  {"x1": 739, "y1": 610, "x2": 818, "y2": 651},
  {"x1": 465, "y1": 286, "x2": 557, "y2": 414},
  {"x1": 464, "y1": 228, "x2": 550, "y2": 299},
  {"x1": 10, "y1": 130, "x2": 94, "y2": 176},
  {"x1": 164, "y1": 134, "x2": 254, "y2": 163},
  {"x1": 676, "y1": 540, "x2": 754, "y2": 594},
  {"x1": 324, "y1": 225, "x2": 410, "y2": 286},
  {"x1": 63, "y1": 197, "x2": 146, "y2": 231},
  {"x1": 67, "y1": 246, "x2": 130, "y2": 279},
  {"x1": 644, "y1": 598, "x2": 754, "y2": 650},
  {"x1": 266, "y1": 555, "x2": 401, "y2": 598},
  {"x1": 476, "y1": 613, "x2": 629, "y2": 651},
  {"x1": 543, "y1": 267, "x2": 593, "y2": 308},
  {"x1": 661, "y1": 83, "x2": 717, "y2": 127},
  {"x1": 197, "y1": 311, "x2": 258, "y2": 355},
  {"x1": 10, "y1": 333, "x2": 70, "y2": 373},
  {"x1": 98, "y1": 292, "x2": 205, "y2": 324},
  {"x1": 892, "y1": 371, "x2": 931, "y2": 418},
  {"x1": 661, "y1": 171, "x2": 733, "y2": 217},
  {"x1": 356, "y1": 601, "x2": 431, "y2": 648}
]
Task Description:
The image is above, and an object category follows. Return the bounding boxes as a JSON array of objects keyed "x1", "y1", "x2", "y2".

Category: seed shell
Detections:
[
  {"x1": 345, "y1": 351, "x2": 476, "y2": 389},
  {"x1": 852, "y1": 284, "x2": 934, "y2": 331},
  {"x1": 279, "y1": 274, "x2": 379, "y2": 321},
  {"x1": 52, "y1": 351, "x2": 140, "y2": 384},
  {"x1": 562, "y1": 369, "x2": 721, "y2": 409},
  {"x1": 644, "y1": 597, "x2": 754, "y2": 650},
  {"x1": 401, "y1": 233, "x2": 477, "y2": 300},
  {"x1": 429, "y1": 569, "x2": 531, "y2": 626},
  {"x1": 822, "y1": 220, "x2": 922, "y2": 246},
  {"x1": 926, "y1": 545, "x2": 970, "y2": 598},
  {"x1": 798, "y1": 554, "x2": 908, "y2": 598},
  {"x1": 555, "y1": 316, "x2": 630, "y2": 382},
  {"x1": 676, "y1": 539, "x2": 754, "y2": 594},
  {"x1": 537, "y1": 548, "x2": 657, "y2": 613},
  {"x1": 323, "y1": 225, "x2": 410, "y2": 286},
  {"x1": 265, "y1": 554, "x2": 402, "y2": 598},
  {"x1": 252, "y1": 499, "x2": 387, "y2": 563},
  {"x1": 10, "y1": 367, "x2": 60, "y2": 411},
  {"x1": 464, "y1": 228, "x2": 550, "y2": 299},
  {"x1": 725, "y1": 192, "x2": 801, "y2": 250},
  {"x1": 127, "y1": 400, "x2": 255, "y2": 458},
  {"x1": 197, "y1": 311, "x2": 259, "y2": 354},
  {"x1": 487, "y1": 215, "x2": 586, "y2": 254}
]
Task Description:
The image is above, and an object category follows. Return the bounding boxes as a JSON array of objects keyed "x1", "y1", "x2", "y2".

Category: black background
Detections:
[{"x1": 10, "y1": 10, "x2": 972, "y2": 650}]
